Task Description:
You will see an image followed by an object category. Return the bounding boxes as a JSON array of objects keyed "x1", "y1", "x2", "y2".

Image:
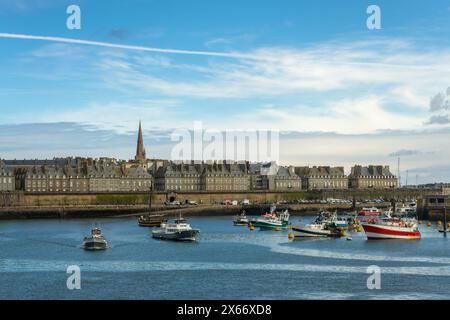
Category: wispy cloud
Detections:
[
  {"x1": 3, "y1": 34, "x2": 450, "y2": 135},
  {"x1": 425, "y1": 87, "x2": 450, "y2": 125},
  {"x1": 388, "y1": 149, "x2": 433, "y2": 157}
]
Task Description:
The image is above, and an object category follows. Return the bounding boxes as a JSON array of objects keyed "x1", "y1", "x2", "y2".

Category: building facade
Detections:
[
  {"x1": 271, "y1": 166, "x2": 302, "y2": 191},
  {"x1": 154, "y1": 162, "x2": 251, "y2": 192},
  {"x1": 0, "y1": 162, "x2": 15, "y2": 192},
  {"x1": 348, "y1": 165, "x2": 398, "y2": 189},
  {"x1": 202, "y1": 162, "x2": 250, "y2": 192},
  {"x1": 296, "y1": 166, "x2": 348, "y2": 190},
  {"x1": 154, "y1": 163, "x2": 203, "y2": 192},
  {"x1": 22, "y1": 160, "x2": 151, "y2": 193}
]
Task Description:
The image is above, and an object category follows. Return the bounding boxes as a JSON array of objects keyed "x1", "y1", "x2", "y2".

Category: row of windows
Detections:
[
  {"x1": 165, "y1": 178, "x2": 201, "y2": 184},
  {"x1": 206, "y1": 186, "x2": 249, "y2": 191},
  {"x1": 353, "y1": 176, "x2": 395, "y2": 179},
  {"x1": 311, "y1": 181, "x2": 348, "y2": 188},
  {"x1": 28, "y1": 175, "x2": 149, "y2": 179},
  {"x1": 167, "y1": 185, "x2": 201, "y2": 191},
  {"x1": 308, "y1": 175, "x2": 347, "y2": 179},
  {"x1": 276, "y1": 182, "x2": 301, "y2": 188}
]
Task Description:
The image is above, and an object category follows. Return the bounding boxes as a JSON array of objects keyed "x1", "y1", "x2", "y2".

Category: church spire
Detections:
[{"x1": 135, "y1": 120, "x2": 146, "y2": 162}]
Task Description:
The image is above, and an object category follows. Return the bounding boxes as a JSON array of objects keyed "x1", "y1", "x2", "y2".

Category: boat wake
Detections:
[
  {"x1": 1, "y1": 258, "x2": 450, "y2": 277},
  {"x1": 214, "y1": 236, "x2": 450, "y2": 265}
]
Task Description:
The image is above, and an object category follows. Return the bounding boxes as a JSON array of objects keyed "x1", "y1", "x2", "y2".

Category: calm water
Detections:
[{"x1": 0, "y1": 216, "x2": 449, "y2": 300}]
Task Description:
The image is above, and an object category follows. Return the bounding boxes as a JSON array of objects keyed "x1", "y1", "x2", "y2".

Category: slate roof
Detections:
[{"x1": 350, "y1": 165, "x2": 395, "y2": 177}]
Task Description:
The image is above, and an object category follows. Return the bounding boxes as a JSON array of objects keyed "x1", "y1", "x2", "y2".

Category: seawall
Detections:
[{"x1": 0, "y1": 188, "x2": 442, "y2": 220}]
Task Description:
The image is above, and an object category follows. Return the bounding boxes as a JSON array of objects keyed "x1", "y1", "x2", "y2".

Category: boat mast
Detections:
[{"x1": 148, "y1": 178, "x2": 153, "y2": 214}]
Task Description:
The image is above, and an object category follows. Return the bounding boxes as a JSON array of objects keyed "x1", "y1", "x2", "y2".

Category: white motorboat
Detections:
[
  {"x1": 83, "y1": 228, "x2": 108, "y2": 250},
  {"x1": 152, "y1": 216, "x2": 200, "y2": 241}
]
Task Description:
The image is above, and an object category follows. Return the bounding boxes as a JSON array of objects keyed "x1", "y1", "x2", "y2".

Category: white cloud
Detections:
[
  {"x1": 8, "y1": 35, "x2": 450, "y2": 134},
  {"x1": 229, "y1": 96, "x2": 422, "y2": 134}
]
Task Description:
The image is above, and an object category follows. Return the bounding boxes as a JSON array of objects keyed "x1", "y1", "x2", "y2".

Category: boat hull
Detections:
[
  {"x1": 362, "y1": 224, "x2": 421, "y2": 240},
  {"x1": 152, "y1": 229, "x2": 200, "y2": 241},
  {"x1": 138, "y1": 215, "x2": 165, "y2": 227},
  {"x1": 138, "y1": 220, "x2": 163, "y2": 227},
  {"x1": 83, "y1": 239, "x2": 108, "y2": 250},
  {"x1": 292, "y1": 226, "x2": 337, "y2": 238},
  {"x1": 252, "y1": 221, "x2": 288, "y2": 230}
]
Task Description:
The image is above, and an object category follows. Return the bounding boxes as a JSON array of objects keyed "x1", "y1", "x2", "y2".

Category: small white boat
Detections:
[
  {"x1": 292, "y1": 222, "x2": 335, "y2": 238},
  {"x1": 292, "y1": 211, "x2": 340, "y2": 238}
]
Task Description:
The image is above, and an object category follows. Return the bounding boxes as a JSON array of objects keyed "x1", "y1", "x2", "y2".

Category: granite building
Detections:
[
  {"x1": 154, "y1": 162, "x2": 203, "y2": 192},
  {"x1": 249, "y1": 162, "x2": 301, "y2": 191},
  {"x1": 0, "y1": 162, "x2": 15, "y2": 192},
  {"x1": 296, "y1": 166, "x2": 348, "y2": 190},
  {"x1": 20, "y1": 158, "x2": 151, "y2": 193},
  {"x1": 202, "y1": 162, "x2": 250, "y2": 192},
  {"x1": 348, "y1": 165, "x2": 398, "y2": 189}
]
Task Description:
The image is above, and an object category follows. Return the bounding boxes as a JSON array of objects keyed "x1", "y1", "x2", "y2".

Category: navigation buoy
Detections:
[
  {"x1": 288, "y1": 233, "x2": 294, "y2": 240},
  {"x1": 250, "y1": 225, "x2": 255, "y2": 231},
  {"x1": 427, "y1": 222, "x2": 432, "y2": 227},
  {"x1": 274, "y1": 227, "x2": 281, "y2": 232},
  {"x1": 418, "y1": 220, "x2": 423, "y2": 225}
]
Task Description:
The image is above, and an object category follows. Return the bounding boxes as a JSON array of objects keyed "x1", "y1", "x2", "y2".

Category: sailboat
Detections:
[{"x1": 138, "y1": 181, "x2": 166, "y2": 227}]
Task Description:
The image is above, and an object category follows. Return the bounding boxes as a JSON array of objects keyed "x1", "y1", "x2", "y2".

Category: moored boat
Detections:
[
  {"x1": 233, "y1": 210, "x2": 249, "y2": 226},
  {"x1": 250, "y1": 206, "x2": 290, "y2": 230},
  {"x1": 292, "y1": 222, "x2": 337, "y2": 238},
  {"x1": 138, "y1": 180, "x2": 165, "y2": 227},
  {"x1": 362, "y1": 217, "x2": 421, "y2": 240},
  {"x1": 138, "y1": 214, "x2": 166, "y2": 227},
  {"x1": 152, "y1": 216, "x2": 200, "y2": 241},
  {"x1": 83, "y1": 228, "x2": 108, "y2": 250},
  {"x1": 438, "y1": 227, "x2": 449, "y2": 233},
  {"x1": 358, "y1": 207, "x2": 382, "y2": 217},
  {"x1": 291, "y1": 210, "x2": 341, "y2": 238}
]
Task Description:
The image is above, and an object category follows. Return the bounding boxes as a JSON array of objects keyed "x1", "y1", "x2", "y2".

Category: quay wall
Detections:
[
  {"x1": 0, "y1": 188, "x2": 435, "y2": 207},
  {"x1": 0, "y1": 189, "x2": 443, "y2": 220}
]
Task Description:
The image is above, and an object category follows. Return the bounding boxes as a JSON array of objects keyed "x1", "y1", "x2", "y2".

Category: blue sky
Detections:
[{"x1": 1, "y1": 0, "x2": 450, "y2": 183}]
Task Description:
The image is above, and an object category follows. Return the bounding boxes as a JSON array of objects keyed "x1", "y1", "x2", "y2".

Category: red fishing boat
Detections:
[
  {"x1": 362, "y1": 218, "x2": 421, "y2": 240},
  {"x1": 358, "y1": 207, "x2": 382, "y2": 217}
]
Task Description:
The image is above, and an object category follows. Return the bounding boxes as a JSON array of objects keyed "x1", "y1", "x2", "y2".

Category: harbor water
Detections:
[{"x1": 0, "y1": 216, "x2": 449, "y2": 300}]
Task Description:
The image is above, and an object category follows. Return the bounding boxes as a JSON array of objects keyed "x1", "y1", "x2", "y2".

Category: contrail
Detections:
[{"x1": 0, "y1": 32, "x2": 254, "y2": 60}]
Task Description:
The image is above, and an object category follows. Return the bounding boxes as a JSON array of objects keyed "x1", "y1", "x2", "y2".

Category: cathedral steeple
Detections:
[{"x1": 135, "y1": 120, "x2": 146, "y2": 162}]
